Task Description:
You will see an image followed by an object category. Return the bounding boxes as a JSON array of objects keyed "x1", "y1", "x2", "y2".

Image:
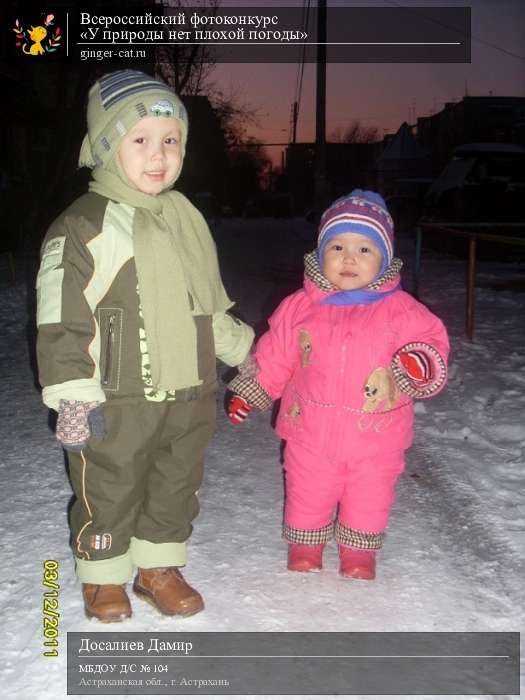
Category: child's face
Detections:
[
  {"x1": 117, "y1": 116, "x2": 182, "y2": 194},
  {"x1": 322, "y1": 233, "x2": 382, "y2": 290}
]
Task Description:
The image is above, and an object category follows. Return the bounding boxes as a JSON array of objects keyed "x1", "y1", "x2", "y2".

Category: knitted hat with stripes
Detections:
[
  {"x1": 78, "y1": 69, "x2": 188, "y2": 171},
  {"x1": 317, "y1": 190, "x2": 394, "y2": 276}
]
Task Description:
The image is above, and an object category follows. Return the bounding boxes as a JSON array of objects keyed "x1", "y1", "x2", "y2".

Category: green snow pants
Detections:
[{"x1": 67, "y1": 390, "x2": 216, "y2": 584}]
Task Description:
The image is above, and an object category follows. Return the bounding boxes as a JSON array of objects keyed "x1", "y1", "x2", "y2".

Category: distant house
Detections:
[
  {"x1": 284, "y1": 141, "x2": 381, "y2": 214},
  {"x1": 375, "y1": 121, "x2": 431, "y2": 197},
  {"x1": 416, "y1": 96, "x2": 525, "y2": 175}
]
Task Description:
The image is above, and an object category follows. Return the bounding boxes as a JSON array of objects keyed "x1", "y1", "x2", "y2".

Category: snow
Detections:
[{"x1": 0, "y1": 217, "x2": 523, "y2": 700}]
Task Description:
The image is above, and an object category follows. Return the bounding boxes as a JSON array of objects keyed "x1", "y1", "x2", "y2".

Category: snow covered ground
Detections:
[{"x1": 0, "y1": 217, "x2": 523, "y2": 699}]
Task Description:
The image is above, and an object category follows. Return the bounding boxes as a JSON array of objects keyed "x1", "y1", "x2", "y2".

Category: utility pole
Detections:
[
  {"x1": 292, "y1": 101, "x2": 298, "y2": 144},
  {"x1": 314, "y1": 0, "x2": 330, "y2": 212}
]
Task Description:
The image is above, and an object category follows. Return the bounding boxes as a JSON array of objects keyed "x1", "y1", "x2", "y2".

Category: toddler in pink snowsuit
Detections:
[{"x1": 228, "y1": 190, "x2": 449, "y2": 579}]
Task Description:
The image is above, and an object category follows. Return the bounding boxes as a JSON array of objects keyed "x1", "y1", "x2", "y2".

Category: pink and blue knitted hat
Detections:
[{"x1": 317, "y1": 190, "x2": 394, "y2": 276}]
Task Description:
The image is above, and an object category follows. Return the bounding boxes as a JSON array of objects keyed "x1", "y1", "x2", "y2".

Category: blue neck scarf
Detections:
[
  {"x1": 304, "y1": 251, "x2": 403, "y2": 307},
  {"x1": 322, "y1": 283, "x2": 401, "y2": 306}
]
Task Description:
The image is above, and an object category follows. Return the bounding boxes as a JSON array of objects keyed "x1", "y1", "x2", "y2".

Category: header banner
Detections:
[{"x1": 6, "y1": 5, "x2": 471, "y2": 64}]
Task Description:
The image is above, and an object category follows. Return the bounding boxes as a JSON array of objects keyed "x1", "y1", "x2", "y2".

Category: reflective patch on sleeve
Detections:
[
  {"x1": 42, "y1": 237, "x2": 66, "y2": 260},
  {"x1": 36, "y1": 236, "x2": 65, "y2": 326}
]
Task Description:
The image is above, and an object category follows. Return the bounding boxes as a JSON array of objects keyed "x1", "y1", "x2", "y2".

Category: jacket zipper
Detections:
[
  {"x1": 102, "y1": 314, "x2": 116, "y2": 386},
  {"x1": 334, "y1": 307, "x2": 351, "y2": 459}
]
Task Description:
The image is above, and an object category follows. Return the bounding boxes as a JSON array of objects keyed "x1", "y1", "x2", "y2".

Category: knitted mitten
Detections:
[
  {"x1": 227, "y1": 395, "x2": 252, "y2": 425},
  {"x1": 56, "y1": 400, "x2": 105, "y2": 451},
  {"x1": 391, "y1": 342, "x2": 447, "y2": 399}
]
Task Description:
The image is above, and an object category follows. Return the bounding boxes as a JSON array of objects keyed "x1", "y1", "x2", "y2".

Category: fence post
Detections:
[
  {"x1": 413, "y1": 225, "x2": 422, "y2": 299},
  {"x1": 466, "y1": 236, "x2": 477, "y2": 340}
]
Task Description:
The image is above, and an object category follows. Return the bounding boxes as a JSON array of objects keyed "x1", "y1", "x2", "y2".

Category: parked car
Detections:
[{"x1": 424, "y1": 143, "x2": 525, "y2": 222}]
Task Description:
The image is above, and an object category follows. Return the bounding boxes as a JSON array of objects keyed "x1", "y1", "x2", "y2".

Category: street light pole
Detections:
[{"x1": 314, "y1": 0, "x2": 330, "y2": 212}]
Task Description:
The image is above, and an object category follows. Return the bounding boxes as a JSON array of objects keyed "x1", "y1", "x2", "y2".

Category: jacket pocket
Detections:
[{"x1": 98, "y1": 308, "x2": 123, "y2": 392}]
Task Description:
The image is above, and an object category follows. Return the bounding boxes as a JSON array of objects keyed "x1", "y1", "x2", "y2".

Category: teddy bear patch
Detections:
[
  {"x1": 286, "y1": 402, "x2": 301, "y2": 418},
  {"x1": 299, "y1": 329, "x2": 312, "y2": 367},
  {"x1": 362, "y1": 367, "x2": 401, "y2": 412}
]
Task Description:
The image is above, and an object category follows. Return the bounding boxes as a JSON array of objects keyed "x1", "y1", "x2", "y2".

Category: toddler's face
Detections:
[
  {"x1": 117, "y1": 116, "x2": 182, "y2": 194},
  {"x1": 322, "y1": 233, "x2": 382, "y2": 290}
]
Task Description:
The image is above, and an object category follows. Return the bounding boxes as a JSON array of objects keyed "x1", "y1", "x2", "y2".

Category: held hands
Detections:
[
  {"x1": 56, "y1": 399, "x2": 106, "y2": 452},
  {"x1": 227, "y1": 395, "x2": 252, "y2": 425}
]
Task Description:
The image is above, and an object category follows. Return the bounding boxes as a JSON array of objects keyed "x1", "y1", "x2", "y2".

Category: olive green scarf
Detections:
[{"x1": 89, "y1": 167, "x2": 232, "y2": 391}]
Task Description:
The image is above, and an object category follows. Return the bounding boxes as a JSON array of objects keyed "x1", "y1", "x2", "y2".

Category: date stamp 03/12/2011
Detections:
[{"x1": 42, "y1": 559, "x2": 60, "y2": 657}]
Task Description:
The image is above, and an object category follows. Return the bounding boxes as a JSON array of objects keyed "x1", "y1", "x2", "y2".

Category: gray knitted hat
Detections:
[{"x1": 78, "y1": 70, "x2": 188, "y2": 169}]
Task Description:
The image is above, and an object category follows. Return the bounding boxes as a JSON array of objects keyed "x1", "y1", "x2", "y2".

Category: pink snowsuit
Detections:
[{"x1": 243, "y1": 274, "x2": 449, "y2": 549}]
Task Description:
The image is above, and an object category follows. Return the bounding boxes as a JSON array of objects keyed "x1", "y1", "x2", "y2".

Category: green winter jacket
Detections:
[{"x1": 36, "y1": 192, "x2": 253, "y2": 410}]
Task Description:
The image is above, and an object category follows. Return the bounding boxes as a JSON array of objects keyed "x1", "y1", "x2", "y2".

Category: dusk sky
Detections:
[{"x1": 212, "y1": 0, "x2": 525, "y2": 163}]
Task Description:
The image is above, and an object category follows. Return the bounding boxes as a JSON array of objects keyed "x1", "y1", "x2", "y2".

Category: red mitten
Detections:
[
  {"x1": 398, "y1": 350, "x2": 432, "y2": 384},
  {"x1": 228, "y1": 395, "x2": 252, "y2": 425}
]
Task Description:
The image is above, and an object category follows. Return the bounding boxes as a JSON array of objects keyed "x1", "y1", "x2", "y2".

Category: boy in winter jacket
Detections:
[
  {"x1": 36, "y1": 70, "x2": 253, "y2": 621},
  {"x1": 227, "y1": 190, "x2": 448, "y2": 579}
]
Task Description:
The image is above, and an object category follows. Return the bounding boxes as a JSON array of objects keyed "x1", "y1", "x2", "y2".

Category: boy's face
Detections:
[
  {"x1": 322, "y1": 232, "x2": 382, "y2": 290},
  {"x1": 117, "y1": 116, "x2": 182, "y2": 194}
]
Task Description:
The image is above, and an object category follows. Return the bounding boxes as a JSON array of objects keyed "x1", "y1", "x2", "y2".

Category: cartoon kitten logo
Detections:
[{"x1": 13, "y1": 13, "x2": 61, "y2": 56}]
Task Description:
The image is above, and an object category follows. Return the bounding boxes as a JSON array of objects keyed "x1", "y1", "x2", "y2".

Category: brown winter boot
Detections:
[
  {"x1": 133, "y1": 567, "x2": 204, "y2": 617},
  {"x1": 82, "y1": 583, "x2": 132, "y2": 622}
]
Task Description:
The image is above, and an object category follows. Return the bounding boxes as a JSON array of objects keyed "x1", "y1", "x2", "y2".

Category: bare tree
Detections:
[
  {"x1": 330, "y1": 120, "x2": 380, "y2": 144},
  {"x1": 154, "y1": 1, "x2": 263, "y2": 151},
  {"x1": 157, "y1": 1, "x2": 271, "y2": 206},
  {"x1": 211, "y1": 85, "x2": 261, "y2": 148},
  {"x1": 154, "y1": 0, "x2": 219, "y2": 96}
]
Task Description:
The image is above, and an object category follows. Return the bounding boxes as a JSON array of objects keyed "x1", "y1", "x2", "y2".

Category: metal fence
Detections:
[{"x1": 414, "y1": 221, "x2": 525, "y2": 340}]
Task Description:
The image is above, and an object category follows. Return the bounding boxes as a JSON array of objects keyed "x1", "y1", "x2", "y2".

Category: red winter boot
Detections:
[
  {"x1": 338, "y1": 546, "x2": 376, "y2": 580},
  {"x1": 287, "y1": 544, "x2": 324, "y2": 572}
]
